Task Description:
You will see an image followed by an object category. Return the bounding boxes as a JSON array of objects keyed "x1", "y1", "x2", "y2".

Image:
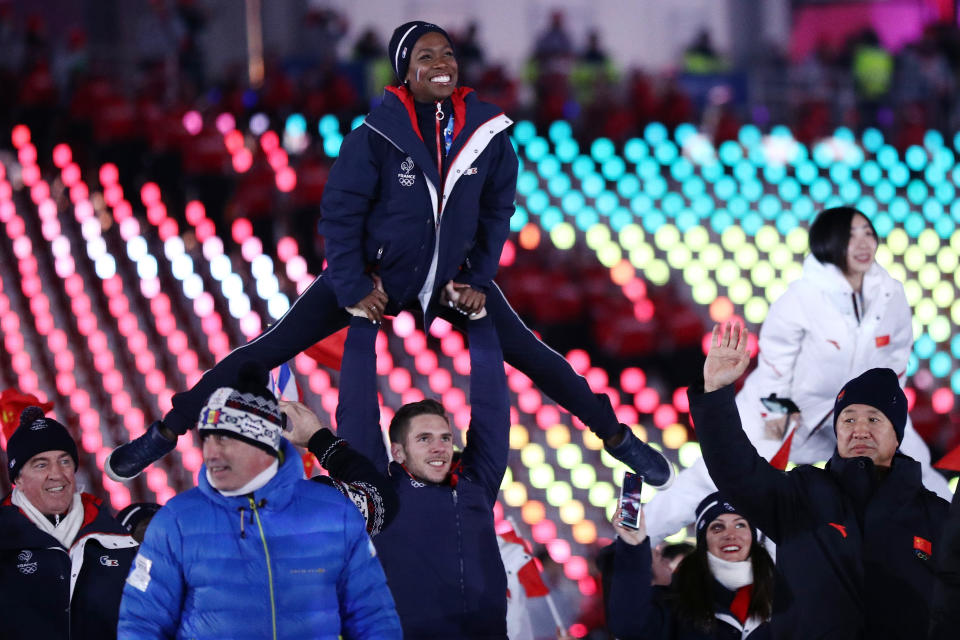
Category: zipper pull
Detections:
[
  {"x1": 435, "y1": 100, "x2": 444, "y2": 121},
  {"x1": 452, "y1": 488, "x2": 458, "y2": 505}
]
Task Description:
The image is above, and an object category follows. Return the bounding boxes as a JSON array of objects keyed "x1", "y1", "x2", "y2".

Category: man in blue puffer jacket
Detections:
[{"x1": 117, "y1": 364, "x2": 401, "y2": 640}]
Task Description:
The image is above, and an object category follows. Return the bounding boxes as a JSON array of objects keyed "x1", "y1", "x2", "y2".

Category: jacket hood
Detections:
[
  {"x1": 802, "y1": 253, "x2": 892, "y2": 295},
  {"x1": 198, "y1": 438, "x2": 302, "y2": 510}
]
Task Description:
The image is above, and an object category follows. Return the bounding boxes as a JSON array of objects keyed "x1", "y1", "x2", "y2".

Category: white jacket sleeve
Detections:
[{"x1": 753, "y1": 288, "x2": 807, "y2": 401}]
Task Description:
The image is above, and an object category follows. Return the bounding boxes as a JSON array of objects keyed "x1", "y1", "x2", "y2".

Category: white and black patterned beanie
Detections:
[{"x1": 198, "y1": 362, "x2": 284, "y2": 458}]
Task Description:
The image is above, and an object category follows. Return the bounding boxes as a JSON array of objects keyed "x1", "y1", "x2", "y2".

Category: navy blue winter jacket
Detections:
[
  {"x1": 117, "y1": 438, "x2": 401, "y2": 639},
  {"x1": 336, "y1": 315, "x2": 511, "y2": 639},
  {"x1": 320, "y1": 86, "x2": 517, "y2": 315},
  {"x1": 0, "y1": 493, "x2": 138, "y2": 640},
  {"x1": 692, "y1": 383, "x2": 949, "y2": 639}
]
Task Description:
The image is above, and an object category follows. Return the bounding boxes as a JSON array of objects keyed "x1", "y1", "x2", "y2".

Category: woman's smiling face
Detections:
[{"x1": 404, "y1": 32, "x2": 458, "y2": 103}]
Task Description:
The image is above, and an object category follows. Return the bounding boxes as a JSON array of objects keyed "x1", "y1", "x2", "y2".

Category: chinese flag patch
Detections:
[
  {"x1": 875, "y1": 335, "x2": 890, "y2": 347},
  {"x1": 914, "y1": 536, "x2": 932, "y2": 560}
]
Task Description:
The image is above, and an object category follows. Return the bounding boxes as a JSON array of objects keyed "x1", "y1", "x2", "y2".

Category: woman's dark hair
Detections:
[
  {"x1": 808, "y1": 206, "x2": 877, "y2": 272},
  {"x1": 666, "y1": 533, "x2": 776, "y2": 632}
]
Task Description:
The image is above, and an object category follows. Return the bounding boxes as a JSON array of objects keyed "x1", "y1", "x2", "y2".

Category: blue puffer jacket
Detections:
[
  {"x1": 118, "y1": 439, "x2": 401, "y2": 640},
  {"x1": 320, "y1": 85, "x2": 517, "y2": 315}
]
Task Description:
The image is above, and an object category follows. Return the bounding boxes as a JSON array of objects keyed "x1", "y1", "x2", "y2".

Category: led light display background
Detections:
[{"x1": 1, "y1": 115, "x2": 959, "y2": 592}]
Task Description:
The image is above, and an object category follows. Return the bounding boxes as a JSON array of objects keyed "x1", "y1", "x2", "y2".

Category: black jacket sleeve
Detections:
[
  {"x1": 308, "y1": 428, "x2": 398, "y2": 536},
  {"x1": 930, "y1": 486, "x2": 960, "y2": 639},
  {"x1": 602, "y1": 538, "x2": 674, "y2": 639}
]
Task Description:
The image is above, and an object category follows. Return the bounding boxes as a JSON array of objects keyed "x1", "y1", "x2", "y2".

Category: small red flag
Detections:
[
  {"x1": 768, "y1": 426, "x2": 796, "y2": 471},
  {"x1": 914, "y1": 536, "x2": 932, "y2": 556},
  {"x1": 499, "y1": 527, "x2": 550, "y2": 598},
  {"x1": 303, "y1": 328, "x2": 348, "y2": 371},
  {"x1": 0, "y1": 388, "x2": 54, "y2": 443},
  {"x1": 875, "y1": 335, "x2": 890, "y2": 347},
  {"x1": 934, "y1": 444, "x2": 960, "y2": 472}
]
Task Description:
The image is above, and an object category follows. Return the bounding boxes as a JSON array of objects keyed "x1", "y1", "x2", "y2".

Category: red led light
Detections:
[
  {"x1": 231, "y1": 217, "x2": 253, "y2": 243},
  {"x1": 52, "y1": 143, "x2": 72, "y2": 168},
  {"x1": 620, "y1": 367, "x2": 646, "y2": 393},
  {"x1": 275, "y1": 166, "x2": 296, "y2": 192},
  {"x1": 11, "y1": 124, "x2": 30, "y2": 148},
  {"x1": 653, "y1": 405, "x2": 678, "y2": 428},
  {"x1": 18, "y1": 143, "x2": 37, "y2": 166},
  {"x1": 563, "y1": 555, "x2": 588, "y2": 581},
  {"x1": 232, "y1": 148, "x2": 253, "y2": 173},
  {"x1": 260, "y1": 130, "x2": 279, "y2": 152},
  {"x1": 635, "y1": 387, "x2": 660, "y2": 414},
  {"x1": 99, "y1": 163, "x2": 119, "y2": 186},
  {"x1": 932, "y1": 388, "x2": 954, "y2": 414}
]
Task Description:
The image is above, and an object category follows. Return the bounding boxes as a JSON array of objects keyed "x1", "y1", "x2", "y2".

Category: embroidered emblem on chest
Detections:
[
  {"x1": 398, "y1": 156, "x2": 416, "y2": 187},
  {"x1": 17, "y1": 550, "x2": 37, "y2": 575},
  {"x1": 100, "y1": 554, "x2": 120, "y2": 567},
  {"x1": 463, "y1": 167, "x2": 478, "y2": 175}
]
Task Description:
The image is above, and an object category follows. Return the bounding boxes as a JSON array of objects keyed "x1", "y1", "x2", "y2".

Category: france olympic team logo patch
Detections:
[{"x1": 398, "y1": 157, "x2": 416, "y2": 187}]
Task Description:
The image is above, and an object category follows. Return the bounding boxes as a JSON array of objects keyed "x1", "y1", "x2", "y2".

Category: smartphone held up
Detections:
[{"x1": 618, "y1": 471, "x2": 644, "y2": 530}]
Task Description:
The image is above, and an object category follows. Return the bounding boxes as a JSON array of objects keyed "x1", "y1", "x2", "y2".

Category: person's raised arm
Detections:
[
  {"x1": 281, "y1": 400, "x2": 398, "y2": 535},
  {"x1": 458, "y1": 312, "x2": 510, "y2": 503},
  {"x1": 334, "y1": 318, "x2": 389, "y2": 472},
  {"x1": 693, "y1": 322, "x2": 802, "y2": 542}
]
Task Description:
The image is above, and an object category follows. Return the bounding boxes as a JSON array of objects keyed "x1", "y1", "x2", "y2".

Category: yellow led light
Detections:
[
  {"x1": 768, "y1": 244, "x2": 796, "y2": 270},
  {"x1": 751, "y1": 261, "x2": 775, "y2": 287},
  {"x1": 529, "y1": 463, "x2": 554, "y2": 489},
  {"x1": 744, "y1": 296, "x2": 769, "y2": 323},
  {"x1": 912, "y1": 317, "x2": 922, "y2": 340},
  {"x1": 693, "y1": 280, "x2": 719, "y2": 305},
  {"x1": 503, "y1": 481, "x2": 528, "y2": 507},
  {"x1": 510, "y1": 425, "x2": 529, "y2": 450},
  {"x1": 667, "y1": 245, "x2": 693, "y2": 269},
  {"x1": 546, "y1": 481, "x2": 572, "y2": 506},
  {"x1": 700, "y1": 244, "x2": 724, "y2": 268},
  {"x1": 588, "y1": 481, "x2": 615, "y2": 508},
  {"x1": 661, "y1": 423, "x2": 688, "y2": 449},
  {"x1": 556, "y1": 442, "x2": 582, "y2": 469},
  {"x1": 503, "y1": 467, "x2": 513, "y2": 486},
  {"x1": 765, "y1": 280, "x2": 787, "y2": 302},
  {"x1": 521, "y1": 442, "x2": 545, "y2": 467},
  {"x1": 683, "y1": 262, "x2": 707, "y2": 286},
  {"x1": 875, "y1": 246, "x2": 894, "y2": 269},
  {"x1": 664, "y1": 529, "x2": 690, "y2": 544},
  {"x1": 586, "y1": 225, "x2": 611, "y2": 250},
  {"x1": 716, "y1": 259, "x2": 740, "y2": 286},
  {"x1": 630, "y1": 423, "x2": 648, "y2": 442},
  {"x1": 729, "y1": 278, "x2": 753, "y2": 304},
  {"x1": 933, "y1": 281, "x2": 955, "y2": 308},
  {"x1": 678, "y1": 441, "x2": 702, "y2": 468},
  {"x1": 721, "y1": 226, "x2": 746, "y2": 252},
  {"x1": 952, "y1": 230, "x2": 960, "y2": 254},
  {"x1": 937, "y1": 247, "x2": 958, "y2": 273},
  {"x1": 583, "y1": 429, "x2": 603, "y2": 451},
  {"x1": 929, "y1": 315, "x2": 951, "y2": 342},
  {"x1": 546, "y1": 424, "x2": 570, "y2": 449},
  {"x1": 755, "y1": 225, "x2": 779, "y2": 252},
  {"x1": 684, "y1": 226, "x2": 709, "y2": 251},
  {"x1": 654, "y1": 224, "x2": 681, "y2": 251},
  {"x1": 904, "y1": 280, "x2": 923, "y2": 306},
  {"x1": 785, "y1": 227, "x2": 808, "y2": 254},
  {"x1": 645, "y1": 259, "x2": 670, "y2": 285},
  {"x1": 734, "y1": 244, "x2": 759, "y2": 269},
  {"x1": 550, "y1": 223, "x2": 576, "y2": 250},
  {"x1": 571, "y1": 463, "x2": 597, "y2": 489},
  {"x1": 572, "y1": 519, "x2": 597, "y2": 544},
  {"x1": 919, "y1": 264, "x2": 941, "y2": 290},
  {"x1": 629, "y1": 244, "x2": 655, "y2": 268},
  {"x1": 916, "y1": 299, "x2": 938, "y2": 324},
  {"x1": 619, "y1": 223, "x2": 645, "y2": 250},
  {"x1": 887, "y1": 228, "x2": 909, "y2": 255},
  {"x1": 888, "y1": 263, "x2": 908, "y2": 284},
  {"x1": 782, "y1": 263, "x2": 803, "y2": 283},
  {"x1": 598, "y1": 242, "x2": 623, "y2": 267},
  {"x1": 951, "y1": 299, "x2": 960, "y2": 324},
  {"x1": 919, "y1": 229, "x2": 941, "y2": 255},
  {"x1": 904, "y1": 246, "x2": 926, "y2": 272},
  {"x1": 559, "y1": 499, "x2": 586, "y2": 525},
  {"x1": 611, "y1": 260, "x2": 635, "y2": 285}
]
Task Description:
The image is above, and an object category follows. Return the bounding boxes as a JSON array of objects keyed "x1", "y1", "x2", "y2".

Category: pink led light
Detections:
[
  {"x1": 135, "y1": 352, "x2": 156, "y2": 374},
  {"x1": 182, "y1": 110, "x2": 203, "y2": 135},
  {"x1": 276, "y1": 236, "x2": 298, "y2": 262},
  {"x1": 538, "y1": 521, "x2": 562, "y2": 548},
  {"x1": 442, "y1": 388, "x2": 466, "y2": 412},
  {"x1": 240, "y1": 311, "x2": 262, "y2": 338},
  {"x1": 393, "y1": 311, "x2": 416, "y2": 338},
  {"x1": 615, "y1": 405, "x2": 638, "y2": 425},
  {"x1": 585, "y1": 367, "x2": 609, "y2": 391},
  {"x1": 140, "y1": 182, "x2": 161, "y2": 207},
  {"x1": 128, "y1": 331, "x2": 147, "y2": 352},
  {"x1": 158, "y1": 218, "x2": 179, "y2": 241},
  {"x1": 232, "y1": 148, "x2": 253, "y2": 173},
  {"x1": 439, "y1": 332, "x2": 464, "y2": 357},
  {"x1": 11, "y1": 124, "x2": 30, "y2": 148},
  {"x1": 401, "y1": 388, "x2": 425, "y2": 405},
  {"x1": 53, "y1": 351, "x2": 75, "y2": 373},
  {"x1": 99, "y1": 163, "x2": 119, "y2": 186},
  {"x1": 428, "y1": 368, "x2": 452, "y2": 394},
  {"x1": 566, "y1": 349, "x2": 590, "y2": 375},
  {"x1": 224, "y1": 130, "x2": 244, "y2": 154},
  {"x1": 536, "y1": 405, "x2": 561, "y2": 429},
  {"x1": 147, "y1": 203, "x2": 167, "y2": 225},
  {"x1": 375, "y1": 352, "x2": 393, "y2": 375},
  {"x1": 499, "y1": 238, "x2": 515, "y2": 267},
  {"x1": 21, "y1": 275, "x2": 41, "y2": 297},
  {"x1": 88, "y1": 330, "x2": 107, "y2": 352},
  {"x1": 672, "y1": 387, "x2": 689, "y2": 412},
  {"x1": 260, "y1": 130, "x2": 280, "y2": 152},
  {"x1": 653, "y1": 404, "x2": 678, "y2": 428},
  {"x1": 569, "y1": 623, "x2": 587, "y2": 638},
  {"x1": 112, "y1": 392, "x2": 132, "y2": 415},
  {"x1": 12, "y1": 351, "x2": 31, "y2": 372},
  {"x1": 201, "y1": 313, "x2": 222, "y2": 334},
  {"x1": 232, "y1": 217, "x2": 253, "y2": 243},
  {"x1": 275, "y1": 167, "x2": 297, "y2": 192},
  {"x1": 145, "y1": 371, "x2": 166, "y2": 395},
  {"x1": 114, "y1": 202, "x2": 134, "y2": 226},
  {"x1": 4, "y1": 332, "x2": 23, "y2": 353},
  {"x1": 414, "y1": 350, "x2": 438, "y2": 375},
  {"x1": 518, "y1": 389, "x2": 542, "y2": 414},
  {"x1": 196, "y1": 218, "x2": 215, "y2": 242},
  {"x1": 178, "y1": 351, "x2": 199, "y2": 373},
  {"x1": 117, "y1": 312, "x2": 138, "y2": 335},
  {"x1": 904, "y1": 387, "x2": 916, "y2": 412},
  {"x1": 76, "y1": 313, "x2": 96, "y2": 336},
  {"x1": 389, "y1": 368, "x2": 412, "y2": 393},
  {"x1": 185, "y1": 200, "x2": 206, "y2": 225},
  {"x1": 140, "y1": 277, "x2": 161, "y2": 299},
  {"x1": 620, "y1": 367, "x2": 646, "y2": 393},
  {"x1": 452, "y1": 352, "x2": 471, "y2": 376},
  {"x1": 124, "y1": 409, "x2": 145, "y2": 435},
  {"x1": 103, "y1": 184, "x2": 123, "y2": 208},
  {"x1": 623, "y1": 277, "x2": 647, "y2": 301},
  {"x1": 429, "y1": 318, "x2": 452, "y2": 338},
  {"x1": 12, "y1": 235, "x2": 31, "y2": 259},
  {"x1": 52, "y1": 143, "x2": 72, "y2": 168},
  {"x1": 69, "y1": 183, "x2": 89, "y2": 204},
  {"x1": 61, "y1": 162, "x2": 81, "y2": 187},
  {"x1": 30, "y1": 181, "x2": 50, "y2": 204},
  {"x1": 633, "y1": 298, "x2": 655, "y2": 322},
  {"x1": 1, "y1": 312, "x2": 19, "y2": 333},
  {"x1": 103, "y1": 371, "x2": 123, "y2": 394},
  {"x1": 21, "y1": 165, "x2": 40, "y2": 186},
  {"x1": 215, "y1": 112, "x2": 236, "y2": 134},
  {"x1": 18, "y1": 143, "x2": 37, "y2": 166},
  {"x1": 635, "y1": 387, "x2": 660, "y2": 413},
  {"x1": 0, "y1": 203, "x2": 16, "y2": 226},
  {"x1": 405, "y1": 332, "x2": 427, "y2": 355},
  {"x1": 563, "y1": 556, "x2": 588, "y2": 581},
  {"x1": 267, "y1": 148, "x2": 288, "y2": 170},
  {"x1": 932, "y1": 388, "x2": 954, "y2": 414},
  {"x1": 454, "y1": 407, "x2": 471, "y2": 430},
  {"x1": 241, "y1": 236, "x2": 263, "y2": 261}
]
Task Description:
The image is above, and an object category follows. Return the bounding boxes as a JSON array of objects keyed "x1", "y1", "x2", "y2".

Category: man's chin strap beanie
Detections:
[
  {"x1": 694, "y1": 491, "x2": 758, "y2": 546},
  {"x1": 198, "y1": 362, "x2": 285, "y2": 461},
  {"x1": 832, "y1": 367, "x2": 906, "y2": 443},
  {"x1": 388, "y1": 20, "x2": 453, "y2": 83},
  {"x1": 7, "y1": 406, "x2": 79, "y2": 483}
]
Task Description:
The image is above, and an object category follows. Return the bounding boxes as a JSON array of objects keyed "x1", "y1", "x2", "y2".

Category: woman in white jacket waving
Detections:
[{"x1": 645, "y1": 207, "x2": 952, "y2": 544}]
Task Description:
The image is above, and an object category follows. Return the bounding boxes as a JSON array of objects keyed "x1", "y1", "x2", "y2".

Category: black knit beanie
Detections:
[
  {"x1": 388, "y1": 21, "x2": 453, "y2": 83},
  {"x1": 7, "y1": 406, "x2": 79, "y2": 482},
  {"x1": 833, "y1": 367, "x2": 906, "y2": 443},
  {"x1": 198, "y1": 362, "x2": 285, "y2": 459},
  {"x1": 694, "y1": 491, "x2": 757, "y2": 546}
]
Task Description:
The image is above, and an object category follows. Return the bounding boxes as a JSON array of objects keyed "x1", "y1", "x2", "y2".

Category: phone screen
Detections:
[{"x1": 618, "y1": 471, "x2": 644, "y2": 530}]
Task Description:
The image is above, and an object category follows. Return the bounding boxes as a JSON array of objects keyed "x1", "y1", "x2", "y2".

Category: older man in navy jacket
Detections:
[{"x1": 693, "y1": 322, "x2": 948, "y2": 639}]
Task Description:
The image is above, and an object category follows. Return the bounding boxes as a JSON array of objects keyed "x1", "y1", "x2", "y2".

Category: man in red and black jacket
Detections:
[
  {"x1": 693, "y1": 323, "x2": 948, "y2": 639},
  {"x1": 0, "y1": 407, "x2": 137, "y2": 640}
]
